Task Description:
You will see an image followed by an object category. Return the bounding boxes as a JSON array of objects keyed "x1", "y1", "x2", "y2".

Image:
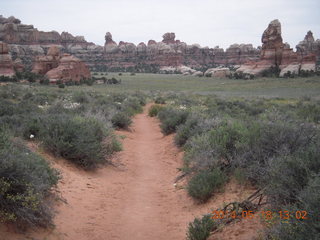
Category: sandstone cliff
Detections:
[
  {"x1": 32, "y1": 45, "x2": 91, "y2": 83},
  {"x1": 0, "y1": 41, "x2": 15, "y2": 76},
  {"x1": 236, "y1": 19, "x2": 318, "y2": 77},
  {"x1": 0, "y1": 15, "x2": 260, "y2": 72},
  {"x1": 0, "y1": 15, "x2": 319, "y2": 75}
]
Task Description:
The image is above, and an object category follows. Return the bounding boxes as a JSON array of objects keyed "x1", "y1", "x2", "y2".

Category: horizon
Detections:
[{"x1": 1, "y1": 0, "x2": 320, "y2": 50}]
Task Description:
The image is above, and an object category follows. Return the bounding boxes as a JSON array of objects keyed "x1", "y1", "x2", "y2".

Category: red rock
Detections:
[
  {"x1": 0, "y1": 41, "x2": 15, "y2": 76},
  {"x1": 32, "y1": 45, "x2": 60, "y2": 75},
  {"x1": 13, "y1": 58, "x2": 24, "y2": 72},
  {"x1": 162, "y1": 32, "x2": 176, "y2": 44},
  {"x1": 46, "y1": 53, "x2": 91, "y2": 83},
  {"x1": 148, "y1": 40, "x2": 157, "y2": 45},
  {"x1": 0, "y1": 15, "x2": 91, "y2": 46},
  {"x1": 296, "y1": 31, "x2": 320, "y2": 62},
  {"x1": 237, "y1": 19, "x2": 318, "y2": 77},
  {"x1": 105, "y1": 32, "x2": 116, "y2": 45}
]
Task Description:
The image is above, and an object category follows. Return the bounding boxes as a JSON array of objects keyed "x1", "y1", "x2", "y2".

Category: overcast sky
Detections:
[{"x1": 1, "y1": 0, "x2": 319, "y2": 49}]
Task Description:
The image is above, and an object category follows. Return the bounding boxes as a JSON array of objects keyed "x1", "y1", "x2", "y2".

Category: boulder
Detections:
[
  {"x1": 205, "y1": 67, "x2": 230, "y2": 78},
  {"x1": 279, "y1": 64, "x2": 300, "y2": 77},
  {"x1": 192, "y1": 71, "x2": 203, "y2": 77},
  {"x1": 300, "y1": 63, "x2": 316, "y2": 72}
]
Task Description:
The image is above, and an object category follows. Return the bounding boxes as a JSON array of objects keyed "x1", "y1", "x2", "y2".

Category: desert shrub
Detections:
[
  {"x1": 236, "y1": 121, "x2": 317, "y2": 184},
  {"x1": 40, "y1": 115, "x2": 116, "y2": 169},
  {"x1": 72, "y1": 91, "x2": 91, "y2": 104},
  {"x1": 121, "y1": 97, "x2": 144, "y2": 116},
  {"x1": 187, "y1": 169, "x2": 226, "y2": 202},
  {"x1": 264, "y1": 145, "x2": 320, "y2": 207},
  {"x1": 265, "y1": 175, "x2": 320, "y2": 240},
  {"x1": 0, "y1": 75, "x2": 16, "y2": 82},
  {"x1": 234, "y1": 167, "x2": 248, "y2": 185},
  {"x1": 0, "y1": 128, "x2": 59, "y2": 228},
  {"x1": 22, "y1": 116, "x2": 43, "y2": 140},
  {"x1": 174, "y1": 115, "x2": 220, "y2": 147},
  {"x1": 58, "y1": 83, "x2": 65, "y2": 88},
  {"x1": 148, "y1": 104, "x2": 164, "y2": 117},
  {"x1": 297, "y1": 102, "x2": 320, "y2": 123},
  {"x1": 213, "y1": 99, "x2": 265, "y2": 117},
  {"x1": 131, "y1": 92, "x2": 147, "y2": 106},
  {"x1": 158, "y1": 108, "x2": 189, "y2": 135},
  {"x1": 299, "y1": 69, "x2": 315, "y2": 77},
  {"x1": 15, "y1": 71, "x2": 40, "y2": 82},
  {"x1": 175, "y1": 117, "x2": 199, "y2": 147},
  {"x1": 0, "y1": 99, "x2": 39, "y2": 117},
  {"x1": 111, "y1": 112, "x2": 132, "y2": 129},
  {"x1": 261, "y1": 66, "x2": 280, "y2": 78},
  {"x1": 186, "y1": 214, "x2": 216, "y2": 240},
  {"x1": 154, "y1": 96, "x2": 166, "y2": 104},
  {"x1": 184, "y1": 121, "x2": 248, "y2": 172}
]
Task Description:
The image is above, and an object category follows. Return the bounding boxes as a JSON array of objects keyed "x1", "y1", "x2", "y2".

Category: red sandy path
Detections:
[{"x1": 1, "y1": 104, "x2": 260, "y2": 240}]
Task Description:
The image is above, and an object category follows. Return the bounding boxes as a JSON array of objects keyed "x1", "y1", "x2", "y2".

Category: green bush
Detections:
[
  {"x1": 265, "y1": 175, "x2": 320, "y2": 240},
  {"x1": 264, "y1": 146, "x2": 320, "y2": 207},
  {"x1": 40, "y1": 115, "x2": 117, "y2": 169},
  {"x1": 154, "y1": 96, "x2": 166, "y2": 104},
  {"x1": 158, "y1": 108, "x2": 189, "y2": 135},
  {"x1": 58, "y1": 83, "x2": 65, "y2": 88},
  {"x1": 236, "y1": 121, "x2": 317, "y2": 184},
  {"x1": 148, "y1": 104, "x2": 164, "y2": 117},
  {"x1": 184, "y1": 121, "x2": 248, "y2": 172},
  {"x1": 72, "y1": 91, "x2": 91, "y2": 104},
  {"x1": 297, "y1": 103, "x2": 320, "y2": 123},
  {"x1": 186, "y1": 214, "x2": 216, "y2": 240},
  {"x1": 0, "y1": 128, "x2": 59, "y2": 228},
  {"x1": 121, "y1": 97, "x2": 144, "y2": 116},
  {"x1": 111, "y1": 112, "x2": 132, "y2": 129},
  {"x1": 187, "y1": 169, "x2": 226, "y2": 202}
]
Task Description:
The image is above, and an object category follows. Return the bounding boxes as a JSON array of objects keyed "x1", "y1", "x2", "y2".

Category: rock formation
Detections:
[
  {"x1": 32, "y1": 45, "x2": 60, "y2": 75},
  {"x1": 0, "y1": 41, "x2": 15, "y2": 76},
  {"x1": 1, "y1": 15, "x2": 319, "y2": 75},
  {"x1": 296, "y1": 31, "x2": 320, "y2": 63},
  {"x1": 236, "y1": 20, "x2": 318, "y2": 77},
  {"x1": 204, "y1": 67, "x2": 231, "y2": 78},
  {"x1": 46, "y1": 54, "x2": 91, "y2": 83},
  {"x1": 0, "y1": 15, "x2": 90, "y2": 46},
  {"x1": 32, "y1": 45, "x2": 91, "y2": 83}
]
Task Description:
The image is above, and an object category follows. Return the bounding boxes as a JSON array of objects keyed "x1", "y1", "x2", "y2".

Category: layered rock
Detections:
[
  {"x1": 0, "y1": 15, "x2": 90, "y2": 46},
  {"x1": 296, "y1": 31, "x2": 320, "y2": 63},
  {"x1": 225, "y1": 44, "x2": 260, "y2": 65},
  {"x1": 102, "y1": 31, "x2": 260, "y2": 70},
  {"x1": 32, "y1": 45, "x2": 60, "y2": 74},
  {"x1": 237, "y1": 20, "x2": 318, "y2": 77},
  {"x1": 46, "y1": 54, "x2": 91, "y2": 83},
  {"x1": 1, "y1": 15, "x2": 319, "y2": 75},
  {"x1": 32, "y1": 45, "x2": 91, "y2": 83},
  {"x1": 0, "y1": 15, "x2": 96, "y2": 69},
  {"x1": 0, "y1": 41, "x2": 15, "y2": 76},
  {"x1": 13, "y1": 58, "x2": 24, "y2": 72}
]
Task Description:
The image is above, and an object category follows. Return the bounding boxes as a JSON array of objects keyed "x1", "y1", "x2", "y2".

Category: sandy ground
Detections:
[{"x1": 0, "y1": 104, "x2": 263, "y2": 240}]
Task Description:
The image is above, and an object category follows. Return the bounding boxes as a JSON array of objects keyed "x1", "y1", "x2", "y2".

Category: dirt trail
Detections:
[{"x1": 1, "y1": 104, "x2": 260, "y2": 240}]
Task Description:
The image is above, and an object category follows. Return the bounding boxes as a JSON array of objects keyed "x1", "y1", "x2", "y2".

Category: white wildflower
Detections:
[{"x1": 30, "y1": 134, "x2": 34, "y2": 139}]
